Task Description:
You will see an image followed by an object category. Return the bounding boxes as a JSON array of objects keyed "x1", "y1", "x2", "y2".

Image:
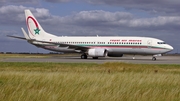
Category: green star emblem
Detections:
[{"x1": 34, "y1": 28, "x2": 40, "y2": 35}]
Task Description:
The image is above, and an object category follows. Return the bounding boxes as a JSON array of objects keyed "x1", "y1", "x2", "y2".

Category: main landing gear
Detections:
[
  {"x1": 80, "y1": 53, "x2": 99, "y2": 59},
  {"x1": 81, "y1": 53, "x2": 87, "y2": 59},
  {"x1": 152, "y1": 57, "x2": 156, "y2": 61}
]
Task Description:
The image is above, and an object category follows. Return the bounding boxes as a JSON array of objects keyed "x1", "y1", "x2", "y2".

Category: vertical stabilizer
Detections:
[{"x1": 25, "y1": 9, "x2": 56, "y2": 39}]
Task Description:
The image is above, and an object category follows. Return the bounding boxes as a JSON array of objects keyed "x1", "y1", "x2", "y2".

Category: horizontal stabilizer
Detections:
[{"x1": 7, "y1": 35, "x2": 26, "y2": 40}]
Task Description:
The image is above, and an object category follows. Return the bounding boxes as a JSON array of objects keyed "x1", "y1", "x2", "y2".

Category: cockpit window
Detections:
[{"x1": 157, "y1": 42, "x2": 166, "y2": 44}]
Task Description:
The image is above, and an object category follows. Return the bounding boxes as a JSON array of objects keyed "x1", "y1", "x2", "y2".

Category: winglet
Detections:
[{"x1": 21, "y1": 27, "x2": 31, "y2": 40}]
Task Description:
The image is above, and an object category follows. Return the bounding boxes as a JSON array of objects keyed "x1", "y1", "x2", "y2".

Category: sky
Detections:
[{"x1": 0, "y1": 0, "x2": 180, "y2": 53}]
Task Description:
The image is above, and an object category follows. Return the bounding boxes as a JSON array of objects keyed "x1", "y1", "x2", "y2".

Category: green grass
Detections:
[
  {"x1": 0, "y1": 53, "x2": 78, "y2": 58},
  {"x1": 0, "y1": 54, "x2": 49, "y2": 59},
  {"x1": 0, "y1": 62, "x2": 180, "y2": 101}
]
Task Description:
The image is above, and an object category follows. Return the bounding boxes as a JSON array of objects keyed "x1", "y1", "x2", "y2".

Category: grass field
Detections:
[
  {"x1": 0, "y1": 53, "x2": 78, "y2": 58},
  {"x1": 0, "y1": 62, "x2": 180, "y2": 101}
]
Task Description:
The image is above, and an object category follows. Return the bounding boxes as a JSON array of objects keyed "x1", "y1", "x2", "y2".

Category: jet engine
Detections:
[{"x1": 88, "y1": 49, "x2": 107, "y2": 57}]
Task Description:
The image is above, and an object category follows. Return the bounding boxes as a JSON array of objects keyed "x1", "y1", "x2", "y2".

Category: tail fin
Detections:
[{"x1": 25, "y1": 9, "x2": 56, "y2": 39}]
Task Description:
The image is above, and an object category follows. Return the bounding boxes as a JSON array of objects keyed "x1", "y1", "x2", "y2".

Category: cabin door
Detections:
[{"x1": 147, "y1": 40, "x2": 152, "y2": 48}]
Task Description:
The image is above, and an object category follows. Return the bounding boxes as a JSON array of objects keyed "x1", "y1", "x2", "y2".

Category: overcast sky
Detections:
[{"x1": 0, "y1": 0, "x2": 180, "y2": 53}]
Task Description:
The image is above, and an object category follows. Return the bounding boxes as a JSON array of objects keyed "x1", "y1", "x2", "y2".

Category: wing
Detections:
[
  {"x1": 7, "y1": 34, "x2": 90, "y2": 51},
  {"x1": 35, "y1": 40, "x2": 90, "y2": 51}
]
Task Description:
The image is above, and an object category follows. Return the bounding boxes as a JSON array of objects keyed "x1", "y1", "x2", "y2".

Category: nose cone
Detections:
[
  {"x1": 169, "y1": 45, "x2": 173, "y2": 50},
  {"x1": 167, "y1": 45, "x2": 174, "y2": 51}
]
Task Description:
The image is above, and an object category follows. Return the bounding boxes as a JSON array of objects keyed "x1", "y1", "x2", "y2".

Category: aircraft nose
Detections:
[{"x1": 168, "y1": 45, "x2": 173, "y2": 51}]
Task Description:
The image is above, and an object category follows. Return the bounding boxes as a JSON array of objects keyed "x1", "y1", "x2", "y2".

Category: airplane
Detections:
[{"x1": 7, "y1": 9, "x2": 174, "y2": 61}]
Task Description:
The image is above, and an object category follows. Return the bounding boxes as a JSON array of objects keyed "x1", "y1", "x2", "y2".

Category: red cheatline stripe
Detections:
[
  {"x1": 87, "y1": 46, "x2": 164, "y2": 49},
  {"x1": 89, "y1": 46, "x2": 147, "y2": 48}
]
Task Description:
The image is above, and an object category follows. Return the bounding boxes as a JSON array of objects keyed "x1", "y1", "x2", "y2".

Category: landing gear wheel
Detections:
[
  {"x1": 133, "y1": 55, "x2": 135, "y2": 60},
  {"x1": 152, "y1": 57, "x2": 156, "y2": 61},
  {"x1": 81, "y1": 54, "x2": 87, "y2": 59},
  {"x1": 92, "y1": 57, "x2": 98, "y2": 59}
]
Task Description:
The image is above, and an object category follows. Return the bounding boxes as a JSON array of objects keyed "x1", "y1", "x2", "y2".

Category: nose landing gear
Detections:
[{"x1": 152, "y1": 54, "x2": 161, "y2": 61}]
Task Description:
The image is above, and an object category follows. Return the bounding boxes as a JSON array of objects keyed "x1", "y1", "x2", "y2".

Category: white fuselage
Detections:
[
  {"x1": 8, "y1": 9, "x2": 174, "y2": 60},
  {"x1": 32, "y1": 36, "x2": 173, "y2": 55}
]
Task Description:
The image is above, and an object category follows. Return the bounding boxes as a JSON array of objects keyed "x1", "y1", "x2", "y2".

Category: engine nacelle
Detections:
[
  {"x1": 88, "y1": 49, "x2": 107, "y2": 57},
  {"x1": 108, "y1": 53, "x2": 123, "y2": 57}
]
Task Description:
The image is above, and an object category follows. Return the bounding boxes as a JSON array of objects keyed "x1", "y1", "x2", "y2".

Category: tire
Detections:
[
  {"x1": 152, "y1": 57, "x2": 156, "y2": 61},
  {"x1": 84, "y1": 55, "x2": 87, "y2": 59},
  {"x1": 81, "y1": 55, "x2": 85, "y2": 59},
  {"x1": 81, "y1": 54, "x2": 87, "y2": 59}
]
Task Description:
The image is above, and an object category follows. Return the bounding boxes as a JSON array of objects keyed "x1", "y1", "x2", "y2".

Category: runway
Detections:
[{"x1": 1, "y1": 55, "x2": 180, "y2": 64}]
